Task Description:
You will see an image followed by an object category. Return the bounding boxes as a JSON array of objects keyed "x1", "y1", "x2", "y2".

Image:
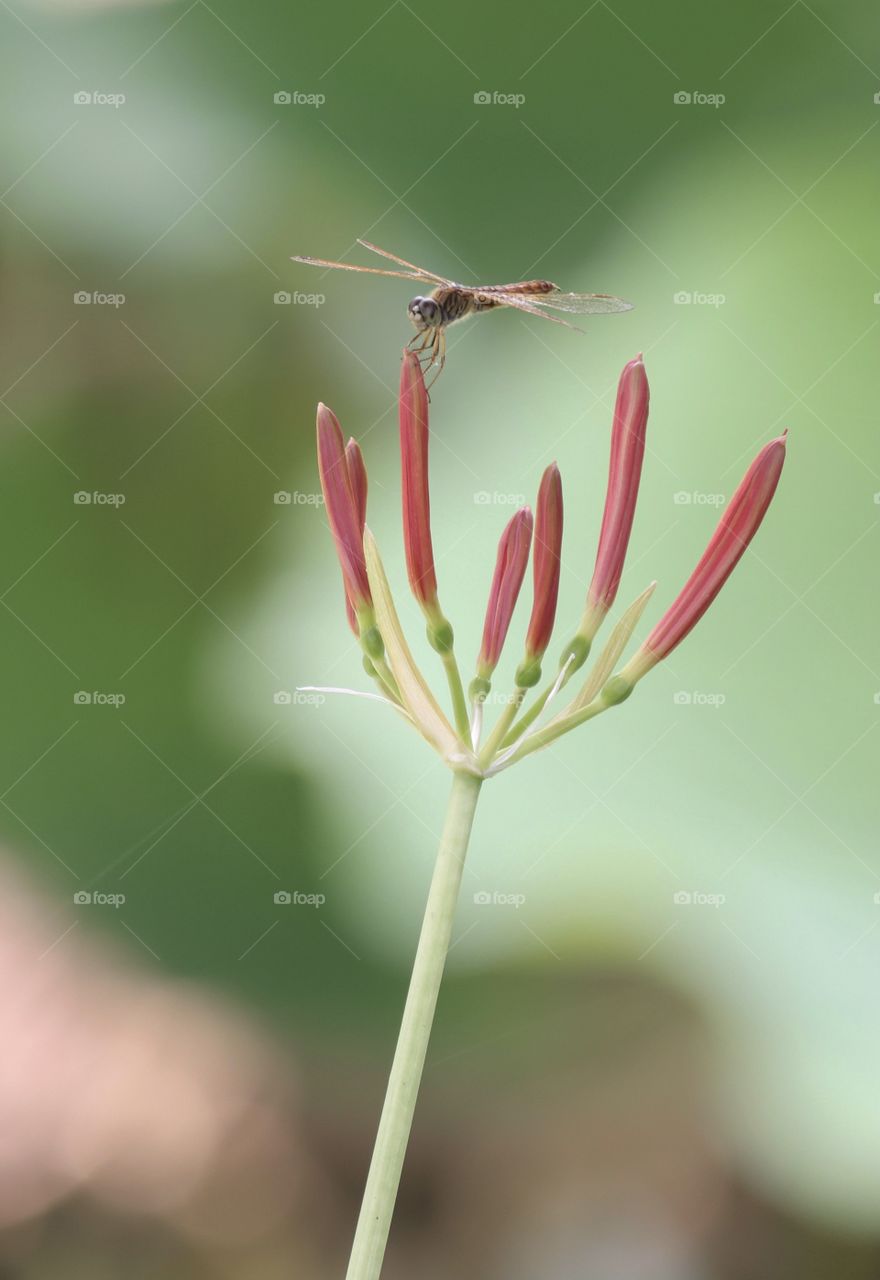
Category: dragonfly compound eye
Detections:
[{"x1": 409, "y1": 296, "x2": 441, "y2": 327}]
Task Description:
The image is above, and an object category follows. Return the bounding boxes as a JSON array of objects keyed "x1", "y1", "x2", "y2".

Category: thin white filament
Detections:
[{"x1": 296, "y1": 685, "x2": 414, "y2": 721}]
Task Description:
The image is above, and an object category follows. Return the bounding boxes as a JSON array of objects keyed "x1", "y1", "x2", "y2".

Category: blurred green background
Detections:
[{"x1": 0, "y1": 0, "x2": 878, "y2": 1274}]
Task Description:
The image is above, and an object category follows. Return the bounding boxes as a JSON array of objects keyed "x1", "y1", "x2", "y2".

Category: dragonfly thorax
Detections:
[{"x1": 408, "y1": 295, "x2": 443, "y2": 331}]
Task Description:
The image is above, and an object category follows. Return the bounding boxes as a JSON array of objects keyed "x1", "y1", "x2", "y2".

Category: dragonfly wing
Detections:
[
  {"x1": 488, "y1": 292, "x2": 584, "y2": 331},
  {"x1": 356, "y1": 240, "x2": 453, "y2": 285},
  {"x1": 524, "y1": 290, "x2": 634, "y2": 316},
  {"x1": 291, "y1": 254, "x2": 439, "y2": 285}
]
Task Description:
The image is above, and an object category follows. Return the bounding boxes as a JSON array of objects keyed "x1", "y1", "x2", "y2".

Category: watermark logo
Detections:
[
  {"x1": 74, "y1": 890, "x2": 126, "y2": 907},
  {"x1": 273, "y1": 290, "x2": 326, "y2": 307},
  {"x1": 74, "y1": 690, "x2": 126, "y2": 707},
  {"x1": 74, "y1": 490, "x2": 126, "y2": 506},
  {"x1": 674, "y1": 890, "x2": 725, "y2": 907},
  {"x1": 673, "y1": 290, "x2": 726, "y2": 308},
  {"x1": 273, "y1": 490, "x2": 323, "y2": 506},
  {"x1": 674, "y1": 90, "x2": 725, "y2": 108},
  {"x1": 481, "y1": 690, "x2": 520, "y2": 707},
  {"x1": 273, "y1": 90, "x2": 326, "y2": 107},
  {"x1": 474, "y1": 490, "x2": 527, "y2": 506},
  {"x1": 673, "y1": 690, "x2": 726, "y2": 707},
  {"x1": 473, "y1": 889, "x2": 526, "y2": 908},
  {"x1": 74, "y1": 90, "x2": 126, "y2": 108},
  {"x1": 273, "y1": 889, "x2": 326, "y2": 906},
  {"x1": 474, "y1": 90, "x2": 525, "y2": 108},
  {"x1": 273, "y1": 690, "x2": 325, "y2": 706},
  {"x1": 74, "y1": 291, "x2": 125, "y2": 307},
  {"x1": 673, "y1": 490, "x2": 725, "y2": 507}
]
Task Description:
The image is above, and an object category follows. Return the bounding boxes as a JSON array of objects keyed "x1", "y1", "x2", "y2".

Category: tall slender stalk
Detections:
[{"x1": 345, "y1": 769, "x2": 482, "y2": 1280}]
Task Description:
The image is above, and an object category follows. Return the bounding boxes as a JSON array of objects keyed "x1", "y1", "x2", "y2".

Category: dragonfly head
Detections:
[{"x1": 408, "y1": 295, "x2": 442, "y2": 331}]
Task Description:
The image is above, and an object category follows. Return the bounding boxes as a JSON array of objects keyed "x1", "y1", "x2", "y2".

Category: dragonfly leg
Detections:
[
  {"x1": 408, "y1": 330, "x2": 433, "y2": 357},
  {"x1": 424, "y1": 328, "x2": 446, "y2": 391}
]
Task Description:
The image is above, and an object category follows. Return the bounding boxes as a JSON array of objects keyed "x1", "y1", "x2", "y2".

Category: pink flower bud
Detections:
[
  {"x1": 343, "y1": 437, "x2": 368, "y2": 634},
  {"x1": 623, "y1": 432, "x2": 787, "y2": 683},
  {"x1": 346, "y1": 437, "x2": 367, "y2": 528},
  {"x1": 525, "y1": 463, "x2": 563, "y2": 661},
  {"x1": 583, "y1": 354, "x2": 649, "y2": 635},
  {"x1": 478, "y1": 507, "x2": 533, "y2": 678},
  {"x1": 399, "y1": 350, "x2": 438, "y2": 609},
  {"x1": 316, "y1": 404, "x2": 371, "y2": 623}
]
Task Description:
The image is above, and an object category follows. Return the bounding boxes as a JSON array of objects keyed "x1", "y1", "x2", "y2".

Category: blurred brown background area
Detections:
[
  {"x1": 3, "y1": 852, "x2": 877, "y2": 1280},
  {"x1": 1, "y1": 0, "x2": 879, "y2": 1274}
]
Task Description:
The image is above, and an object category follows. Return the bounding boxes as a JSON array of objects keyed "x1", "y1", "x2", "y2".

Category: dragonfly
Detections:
[{"x1": 291, "y1": 240, "x2": 633, "y2": 387}]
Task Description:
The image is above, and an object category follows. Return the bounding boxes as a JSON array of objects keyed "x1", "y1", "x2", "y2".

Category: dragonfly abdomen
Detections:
[{"x1": 488, "y1": 279, "x2": 557, "y2": 296}]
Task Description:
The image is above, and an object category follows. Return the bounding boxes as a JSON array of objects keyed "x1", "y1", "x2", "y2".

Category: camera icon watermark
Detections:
[
  {"x1": 74, "y1": 690, "x2": 126, "y2": 707},
  {"x1": 273, "y1": 490, "x2": 323, "y2": 506},
  {"x1": 273, "y1": 90, "x2": 326, "y2": 107},
  {"x1": 673, "y1": 690, "x2": 726, "y2": 707},
  {"x1": 274, "y1": 889, "x2": 326, "y2": 906},
  {"x1": 273, "y1": 690, "x2": 326, "y2": 706},
  {"x1": 273, "y1": 289, "x2": 326, "y2": 306},
  {"x1": 74, "y1": 90, "x2": 126, "y2": 108},
  {"x1": 673, "y1": 290, "x2": 726, "y2": 308},
  {"x1": 482, "y1": 690, "x2": 520, "y2": 707},
  {"x1": 473, "y1": 889, "x2": 526, "y2": 908},
  {"x1": 674, "y1": 90, "x2": 725, "y2": 108},
  {"x1": 74, "y1": 890, "x2": 126, "y2": 907},
  {"x1": 873, "y1": 92, "x2": 880, "y2": 105},
  {"x1": 74, "y1": 291, "x2": 125, "y2": 307},
  {"x1": 74, "y1": 490, "x2": 126, "y2": 506},
  {"x1": 473, "y1": 90, "x2": 526, "y2": 108},
  {"x1": 673, "y1": 889, "x2": 725, "y2": 907},
  {"x1": 473, "y1": 490, "x2": 527, "y2": 506},
  {"x1": 673, "y1": 490, "x2": 725, "y2": 507}
]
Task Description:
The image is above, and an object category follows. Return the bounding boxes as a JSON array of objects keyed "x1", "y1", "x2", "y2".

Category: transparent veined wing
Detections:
[
  {"x1": 291, "y1": 253, "x2": 440, "y2": 286},
  {"x1": 357, "y1": 240, "x2": 455, "y2": 286},
  {"x1": 484, "y1": 292, "x2": 585, "y2": 331},
  {"x1": 499, "y1": 289, "x2": 634, "y2": 317}
]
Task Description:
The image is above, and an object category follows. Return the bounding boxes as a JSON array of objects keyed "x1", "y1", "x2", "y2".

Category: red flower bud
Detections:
[
  {"x1": 583, "y1": 354, "x2": 649, "y2": 634},
  {"x1": 346, "y1": 437, "x2": 367, "y2": 528},
  {"x1": 623, "y1": 432, "x2": 787, "y2": 682},
  {"x1": 478, "y1": 507, "x2": 533, "y2": 678},
  {"x1": 399, "y1": 350, "x2": 438, "y2": 609},
  {"x1": 525, "y1": 463, "x2": 563, "y2": 660},
  {"x1": 342, "y1": 437, "x2": 368, "y2": 634},
  {"x1": 316, "y1": 404, "x2": 371, "y2": 625}
]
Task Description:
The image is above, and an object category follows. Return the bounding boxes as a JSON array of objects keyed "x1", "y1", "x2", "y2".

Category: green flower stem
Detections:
[
  {"x1": 440, "y1": 651, "x2": 471, "y2": 743},
  {"x1": 498, "y1": 672, "x2": 565, "y2": 751},
  {"x1": 498, "y1": 698, "x2": 610, "y2": 769},
  {"x1": 478, "y1": 689, "x2": 525, "y2": 769},
  {"x1": 345, "y1": 769, "x2": 482, "y2": 1280},
  {"x1": 371, "y1": 656, "x2": 401, "y2": 704}
]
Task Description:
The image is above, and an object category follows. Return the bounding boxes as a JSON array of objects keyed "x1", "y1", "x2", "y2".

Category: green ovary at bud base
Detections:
[
  {"x1": 360, "y1": 624, "x2": 385, "y2": 662},
  {"x1": 559, "y1": 633, "x2": 591, "y2": 674},
  {"x1": 469, "y1": 675, "x2": 491, "y2": 702},
  {"x1": 515, "y1": 657, "x2": 542, "y2": 688},
  {"x1": 426, "y1": 615, "x2": 454, "y2": 654},
  {"x1": 601, "y1": 675, "x2": 634, "y2": 706}
]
